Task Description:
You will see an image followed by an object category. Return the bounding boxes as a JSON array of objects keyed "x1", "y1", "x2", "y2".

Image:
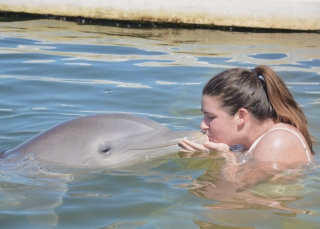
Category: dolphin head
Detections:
[
  {"x1": 5, "y1": 114, "x2": 208, "y2": 169},
  {"x1": 90, "y1": 125, "x2": 208, "y2": 168}
]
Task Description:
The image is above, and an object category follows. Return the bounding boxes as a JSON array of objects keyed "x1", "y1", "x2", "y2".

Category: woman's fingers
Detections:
[
  {"x1": 179, "y1": 138, "x2": 230, "y2": 154},
  {"x1": 178, "y1": 139, "x2": 196, "y2": 152},
  {"x1": 204, "y1": 141, "x2": 230, "y2": 153},
  {"x1": 179, "y1": 139, "x2": 210, "y2": 153}
]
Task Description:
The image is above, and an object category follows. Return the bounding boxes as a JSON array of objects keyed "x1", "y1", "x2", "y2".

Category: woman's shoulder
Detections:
[{"x1": 251, "y1": 123, "x2": 311, "y2": 164}]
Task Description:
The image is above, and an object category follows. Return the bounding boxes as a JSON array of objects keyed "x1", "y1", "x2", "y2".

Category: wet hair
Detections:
[{"x1": 202, "y1": 65, "x2": 314, "y2": 154}]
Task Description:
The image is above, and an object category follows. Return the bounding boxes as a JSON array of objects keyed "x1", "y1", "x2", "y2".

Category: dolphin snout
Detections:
[
  {"x1": 188, "y1": 131, "x2": 209, "y2": 145},
  {"x1": 177, "y1": 130, "x2": 209, "y2": 145}
]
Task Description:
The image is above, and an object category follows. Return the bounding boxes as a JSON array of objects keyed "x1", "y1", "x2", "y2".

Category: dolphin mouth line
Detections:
[
  {"x1": 128, "y1": 133, "x2": 206, "y2": 152},
  {"x1": 170, "y1": 137, "x2": 186, "y2": 142}
]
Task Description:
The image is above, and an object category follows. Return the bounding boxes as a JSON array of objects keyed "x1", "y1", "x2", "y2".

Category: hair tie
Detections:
[{"x1": 251, "y1": 69, "x2": 259, "y2": 78}]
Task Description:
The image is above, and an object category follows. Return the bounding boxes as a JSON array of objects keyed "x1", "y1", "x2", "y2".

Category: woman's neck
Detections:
[{"x1": 243, "y1": 118, "x2": 275, "y2": 150}]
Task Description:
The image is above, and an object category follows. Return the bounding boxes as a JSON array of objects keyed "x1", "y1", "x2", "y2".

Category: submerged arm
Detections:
[{"x1": 178, "y1": 139, "x2": 287, "y2": 188}]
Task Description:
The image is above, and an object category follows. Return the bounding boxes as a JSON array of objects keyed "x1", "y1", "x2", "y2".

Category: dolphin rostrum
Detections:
[{"x1": 2, "y1": 113, "x2": 208, "y2": 170}]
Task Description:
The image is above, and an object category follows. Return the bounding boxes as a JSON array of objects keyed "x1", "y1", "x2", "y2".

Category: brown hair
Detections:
[{"x1": 202, "y1": 65, "x2": 314, "y2": 154}]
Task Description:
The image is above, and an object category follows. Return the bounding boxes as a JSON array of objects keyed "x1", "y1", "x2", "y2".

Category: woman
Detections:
[{"x1": 179, "y1": 65, "x2": 314, "y2": 165}]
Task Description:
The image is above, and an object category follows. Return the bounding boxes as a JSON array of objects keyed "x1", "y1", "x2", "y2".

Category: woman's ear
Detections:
[{"x1": 237, "y1": 108, "x2": 248, "y2": 126}]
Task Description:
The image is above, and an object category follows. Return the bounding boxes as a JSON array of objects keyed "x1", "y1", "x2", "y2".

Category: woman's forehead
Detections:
[{"x1": 201, "y1": 96, "x2": 222, "y2": 112}]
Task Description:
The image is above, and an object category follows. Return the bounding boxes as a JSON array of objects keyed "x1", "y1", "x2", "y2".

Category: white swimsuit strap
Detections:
[{"x1": 248, "y1": 127, "x2": 311, "y2": 162}]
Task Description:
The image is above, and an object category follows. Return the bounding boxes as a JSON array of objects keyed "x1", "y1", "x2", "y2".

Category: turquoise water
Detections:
[{"x1": 0, "y1": 19, "x2": 320, "y2": 228}]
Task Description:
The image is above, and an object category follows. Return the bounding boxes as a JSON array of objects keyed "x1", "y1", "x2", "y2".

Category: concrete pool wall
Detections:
[{"x1": 0, "y1": 0, "x2": 319, "y2": 31}]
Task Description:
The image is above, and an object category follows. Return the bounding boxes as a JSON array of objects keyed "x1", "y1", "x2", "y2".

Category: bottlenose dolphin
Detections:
[
  {"x1": 2, "y1": 113, "x2": 207, "y2": 170},
  {"x1": 0, "y1": 113, "x2": 207, "y2": 227}
]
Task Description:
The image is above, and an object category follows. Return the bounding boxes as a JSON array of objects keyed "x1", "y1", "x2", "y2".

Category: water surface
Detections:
[{"x1": 0, "y1": 20, "x2": 320, "y2": 228}]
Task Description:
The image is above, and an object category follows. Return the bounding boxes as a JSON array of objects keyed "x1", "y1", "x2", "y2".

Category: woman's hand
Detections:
[{"x1": 179, "y1": 138, "x2": 230, "y2": 154}]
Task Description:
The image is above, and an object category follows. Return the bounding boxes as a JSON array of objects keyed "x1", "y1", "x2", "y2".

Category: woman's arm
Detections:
[{"x1": 178, "y1": 138, "x2": 290, "y2": 188}]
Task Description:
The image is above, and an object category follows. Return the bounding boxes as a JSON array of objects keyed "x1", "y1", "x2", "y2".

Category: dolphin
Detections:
[
  {"x1": 2, "y1": 113, "x2": 207, "y2": 170},
  {"x1": 0, "y1": 113, "x2": 208, "y2": 227}
]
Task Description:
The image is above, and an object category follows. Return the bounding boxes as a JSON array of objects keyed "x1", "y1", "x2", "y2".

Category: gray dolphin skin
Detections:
[{"x1": 2, "y1": 113, "x2": 207, "y2": 169}]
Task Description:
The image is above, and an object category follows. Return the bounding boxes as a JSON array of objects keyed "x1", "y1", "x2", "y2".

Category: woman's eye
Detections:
[
  {"x1": 203, "y1": 113, "x2": 215, "y2": 120},
  {"x1": 206, "y1": 115, "x2": 215, "y2": 120}
]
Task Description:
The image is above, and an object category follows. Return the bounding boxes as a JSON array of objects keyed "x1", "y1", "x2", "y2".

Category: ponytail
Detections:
[{"x1": 254, "y1": 65, "x2": 314, "y2": 154}]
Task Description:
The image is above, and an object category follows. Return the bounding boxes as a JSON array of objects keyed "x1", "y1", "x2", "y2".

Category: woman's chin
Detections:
[{"x1": 208, "y1": 137, "x2": 218, "y2": 143}]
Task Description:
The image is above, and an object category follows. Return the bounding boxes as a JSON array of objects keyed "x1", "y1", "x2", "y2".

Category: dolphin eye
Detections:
[
  {"x1": 99, "y1": 142, "x2": 112, "y2": 155},
  {"x1": 100, "y1": 147, "x2": 111, "y2": 155}
]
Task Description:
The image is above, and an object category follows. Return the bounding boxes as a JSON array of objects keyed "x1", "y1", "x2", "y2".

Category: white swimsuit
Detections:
[{"x1": 248, "y1": 128, "x2": 311, "y2": 162}]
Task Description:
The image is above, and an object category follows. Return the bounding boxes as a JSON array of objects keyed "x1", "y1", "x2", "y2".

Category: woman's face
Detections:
[{"x1": 201, "y1": 95, "x2": 238, "y2": 145}]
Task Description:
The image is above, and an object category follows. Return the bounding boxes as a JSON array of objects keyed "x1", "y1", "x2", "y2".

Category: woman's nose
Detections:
[{"x1": 200, "y1": 118, "x2": 209, "y2": 131}]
